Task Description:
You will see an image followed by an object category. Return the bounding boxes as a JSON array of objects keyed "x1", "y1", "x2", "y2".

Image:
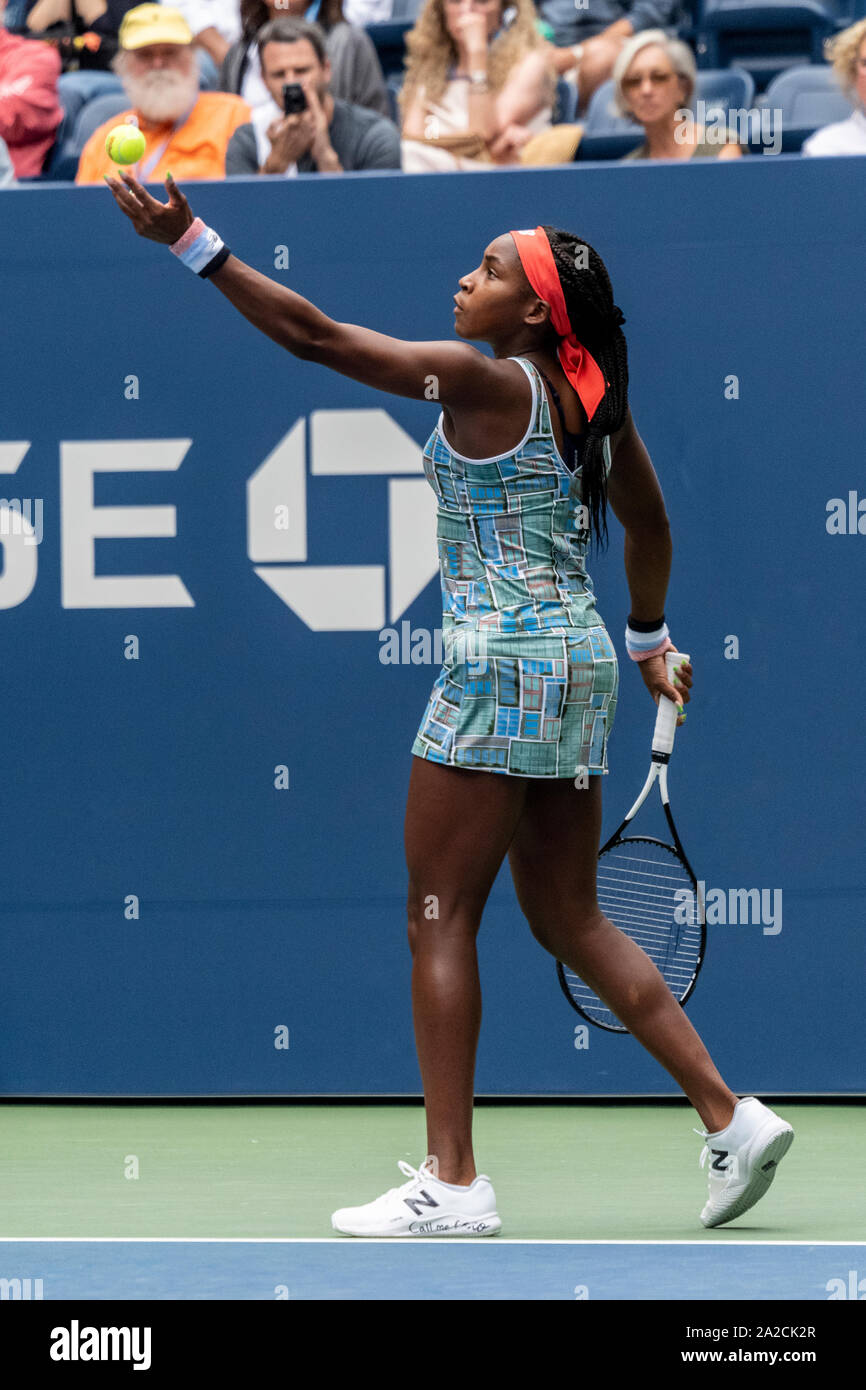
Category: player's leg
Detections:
[
  {"x1": 507, "y1": 774, "x2": 795, "y2": 1227},
  {"x1": 330, "y1": 758, "x2": 528, "y2": 1236},
  {"x1": 507, "y1": 775, "x2": 738, "y2": 1132},
  {"x1": 404, "y1": 757, "x2": 529, "y2": 1185}
]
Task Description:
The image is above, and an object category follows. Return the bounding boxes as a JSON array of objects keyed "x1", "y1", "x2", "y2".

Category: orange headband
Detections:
[{"x1": 509, "y1": 226, "x2": 618, "y2": 423}]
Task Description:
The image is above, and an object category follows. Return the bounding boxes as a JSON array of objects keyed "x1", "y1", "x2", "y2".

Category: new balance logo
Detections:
[
  {"x1": 711, "y1": 1149, "x2": 730, "y2": 1171},
  {"x1": 403, "y1": 1189, "x2": 439, "y2": 1217}
]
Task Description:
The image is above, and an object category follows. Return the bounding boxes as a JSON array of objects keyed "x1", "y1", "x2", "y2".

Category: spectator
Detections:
[
  {"x1": 0, "y1": 128, "x2": 18, "y2": 180},
  {"x1": 539, "y1": 0, "x2": 686, "y2": 114},
  {"x1": 802, "y1": 18, "x2": 866, "y2": 157},
  {"x1": 225, "y1": 14, "x2": 399, "y2": 172},
  {"x1": 399, "y1": 0, "x2": 554, "y2": 172},
  {"x1": 0, "y1": 0, "x2": 63, "y2": 175},
  {"x1": 222, "y1": 0, "x2": 389, "y2": 116},
  {"x1": 615, "y1": 29, "x2": 741, "y2": 161},
  {"x1": 75, "y1": 4, "x2": 250, "y2": 182}
]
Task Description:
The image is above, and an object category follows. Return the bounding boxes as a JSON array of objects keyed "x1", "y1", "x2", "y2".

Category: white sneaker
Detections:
[
  {"x1": 331, "y1": 1158, "x2": 502, "y2": 1237},
  {"x1": 696, "y1": 1096, "x2": 794, "y2": 1229}
]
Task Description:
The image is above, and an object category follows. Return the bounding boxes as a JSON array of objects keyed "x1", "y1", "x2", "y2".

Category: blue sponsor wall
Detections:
[{"x1": 0, "y1": 156, "x2": 864, "y2": 1095}]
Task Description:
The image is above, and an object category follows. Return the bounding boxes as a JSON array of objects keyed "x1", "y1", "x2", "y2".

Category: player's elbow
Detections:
[
  {"x1": 623, "y1": 508, "x2": 672, "y2": 545},
  {"x1": 292, "y1": 320, "x2": 342, "y2": 365}
]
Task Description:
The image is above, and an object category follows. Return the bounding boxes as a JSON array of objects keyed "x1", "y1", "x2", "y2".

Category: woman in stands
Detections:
[
  {"x1": 221, "y1": 0, "x2": 390, "y2": 115},
  {"x1": 399, "y1": 0, "x2": 555, "y2": 170},
  {"x1": 105, "y1": 167, "x2": 796, "y2": 1236},
  {"x1": 615, "y1": 29, "x2": 741, "y2": 162},
  {"x1": 802, "y1": 18, "x2": 866, "y2": 157}
]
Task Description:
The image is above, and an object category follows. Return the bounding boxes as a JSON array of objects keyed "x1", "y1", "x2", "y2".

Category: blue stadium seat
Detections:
[
  {"x1": 45, "y1": 90, "x2": 130, "y2": 181},
  {"x1": 755, "y1": 61, "x2": 855, "y2": 147},
  {"x1": 386, "y1": 70, "x2": 403, "y2": 126},
  {"x1": 553, "y1": 77, "x2": 578, "y2": 124},
  {"x1": 577, "y1": 67, "x2": 755, "y2": 160},
  {"x1": 695, "y1": 0, "x2": 846, "y2": 85},
  {"x1": 763, "y1": 61, "x2": 854, "y2": 123},
  {"x1": 366, "y1": 0, "x2": 420, "y2": 80}
]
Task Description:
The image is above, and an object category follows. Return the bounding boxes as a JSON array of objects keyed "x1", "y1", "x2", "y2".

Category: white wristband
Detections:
[
  {"x1": 625, "y1": 621, "x2": 673, "y2": 662},
  {"x1": 170, "y1": 217, "x2": 231, "y2": 277}
]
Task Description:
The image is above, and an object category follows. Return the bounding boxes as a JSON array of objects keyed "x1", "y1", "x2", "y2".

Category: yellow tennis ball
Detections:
[{"x1": 105, "y1": 124, "x2": 146, "y2": 165}]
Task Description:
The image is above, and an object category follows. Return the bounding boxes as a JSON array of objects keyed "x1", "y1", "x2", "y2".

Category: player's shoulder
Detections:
[
  {"x1": 609, "y1": 405, "x2": 636, "y2": 452},
  {"x1": 408, "y1": 342, "x2": 522, "y2": 411}
]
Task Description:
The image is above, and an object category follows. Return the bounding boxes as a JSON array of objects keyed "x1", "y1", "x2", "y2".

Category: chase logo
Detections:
[{"x1": 248, "y1": 410, "x2": 438, "y2": 631}]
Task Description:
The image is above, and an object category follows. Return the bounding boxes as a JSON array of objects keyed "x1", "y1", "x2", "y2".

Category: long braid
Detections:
[{"x1": 541, "y1": 226, "x2": 629, "y2": 554}]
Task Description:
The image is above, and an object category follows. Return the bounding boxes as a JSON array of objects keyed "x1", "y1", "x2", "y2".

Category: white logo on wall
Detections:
[
  {"x1": 248, "y1": 411, "x2": 438, "y2": 630},
  {"x1": 0, "y1": 415, "x2": 439, "y2": 629}
]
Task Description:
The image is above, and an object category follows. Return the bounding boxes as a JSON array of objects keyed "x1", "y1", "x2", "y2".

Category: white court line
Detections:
[{"x1": 0, "y1": 1239, "x2": 863, "y2": 1249}]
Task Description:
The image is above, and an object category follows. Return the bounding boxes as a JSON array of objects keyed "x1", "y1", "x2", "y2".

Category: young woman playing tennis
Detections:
[{"x1": 104, "y1": 171, "x2": 794, "y2": 1236}]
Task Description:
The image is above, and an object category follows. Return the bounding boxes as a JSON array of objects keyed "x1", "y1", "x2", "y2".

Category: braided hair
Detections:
[{"x1": 540, "y1": 226, "x2": 629, "y2": 554}]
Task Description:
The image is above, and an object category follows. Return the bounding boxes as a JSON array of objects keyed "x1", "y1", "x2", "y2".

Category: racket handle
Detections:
[{"x1": 652, "y1": 650, "x2": 689, "y2": 759}]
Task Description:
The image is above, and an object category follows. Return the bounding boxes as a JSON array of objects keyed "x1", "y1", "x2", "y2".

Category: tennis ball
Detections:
[{"x1": 105, "y1": 124, "x2": 146, "y2": 165}]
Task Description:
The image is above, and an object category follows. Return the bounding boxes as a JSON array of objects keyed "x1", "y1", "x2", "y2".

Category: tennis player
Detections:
[{"x1": 104, "y1": 171, "x2": 794, "y2": 1236}]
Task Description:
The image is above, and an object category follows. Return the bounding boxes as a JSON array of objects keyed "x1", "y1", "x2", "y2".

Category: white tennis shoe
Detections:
[
  {"x1": 696, "y1": 1096, "x2": 794, "y2": 1228},
  {"x1": 331, "y1": 1157, "x2": 502, "y2": 1237}
]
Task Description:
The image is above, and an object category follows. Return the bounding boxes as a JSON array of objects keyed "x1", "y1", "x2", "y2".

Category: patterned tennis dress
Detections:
[{"x1": 411, "y1": 355, "x2": 619, "y2": 778}]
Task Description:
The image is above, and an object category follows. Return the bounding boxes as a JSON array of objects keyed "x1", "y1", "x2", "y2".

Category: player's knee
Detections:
[
  {"x1": 524, "y1": 902, "x2": 604, "y2": 956},
  {"x1": 406, "y1": 886, "x2": 484, "y2": 952}
]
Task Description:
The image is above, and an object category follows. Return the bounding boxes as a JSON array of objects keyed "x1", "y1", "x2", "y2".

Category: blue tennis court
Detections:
[{"x1": 2, "y1": 1240, "x2": 863, "y2": 1301}]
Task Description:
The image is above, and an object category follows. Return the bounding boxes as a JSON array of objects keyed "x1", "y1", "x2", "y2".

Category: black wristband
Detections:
[
  {"x1": 627, "y1": 613, "x2": 665, "y2": 632},
  {"x1": 198, "y1": 245, "x2": 231, "y2": 279}
]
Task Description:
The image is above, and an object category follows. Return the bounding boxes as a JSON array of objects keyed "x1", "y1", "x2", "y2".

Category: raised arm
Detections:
[
  {"x1": 102, "y1": 171, "x2": 500, "y2": 409},
  {"x1": 208, "y1": 256, "x2": 498, "y2": 405},
  {"x1": 607, "y1": 408, "x2": 692, "y2": 715}
]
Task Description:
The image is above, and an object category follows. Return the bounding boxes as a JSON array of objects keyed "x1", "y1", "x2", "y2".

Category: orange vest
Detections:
[{"x1": 76, "y1": 91, "x2": 251, "y2": 185}]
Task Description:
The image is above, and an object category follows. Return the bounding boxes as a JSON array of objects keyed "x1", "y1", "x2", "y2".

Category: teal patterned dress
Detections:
[{"x1": 411, "y1": 355, "x2": 619, "y2": 778}]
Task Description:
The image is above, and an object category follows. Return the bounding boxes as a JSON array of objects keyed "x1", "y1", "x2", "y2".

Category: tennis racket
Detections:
[{"x1": 556, "y1": 649, "x2": 705, "y2": 1033}]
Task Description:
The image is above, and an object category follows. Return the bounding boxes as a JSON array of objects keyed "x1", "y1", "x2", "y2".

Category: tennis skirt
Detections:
[{"x1": 410, "y1": 623, "x2": 619, "y2": 778}]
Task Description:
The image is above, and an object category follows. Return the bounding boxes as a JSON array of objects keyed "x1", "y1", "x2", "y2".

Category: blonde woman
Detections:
[
  {"x1": 614, "y1": 29, "x2": 741, "y2": 162},
  {"x1": 400, "y1": 0, "x2": 555, "y2": 172},
  {"x1": 803, "y1": 18, "x2": 866, "y2": 156}
]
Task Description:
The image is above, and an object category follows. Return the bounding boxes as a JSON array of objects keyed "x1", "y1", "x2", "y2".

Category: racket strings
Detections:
[{"x1": 561, "y1": 838, "x2": 702, "y2": 1031}]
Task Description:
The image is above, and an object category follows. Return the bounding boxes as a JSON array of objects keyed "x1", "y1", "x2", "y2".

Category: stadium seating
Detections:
[
  {"x1": 694, "y1": 0, "x2": 847, "y2": 86},
  {"x1": 366, "y1": 0, "x2": 421, "y2": 79},
  {"x1": 756, "y1": 61, "x2": 855, "y2": 148},
  {"x1": 44, "y1": 90, "x2": 130, "y2": 181}
]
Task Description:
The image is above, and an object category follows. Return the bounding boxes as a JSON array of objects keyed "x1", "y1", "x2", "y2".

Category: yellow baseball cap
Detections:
[{"x1": 118, "y1": 4, "x2": 193, "y2": 50}]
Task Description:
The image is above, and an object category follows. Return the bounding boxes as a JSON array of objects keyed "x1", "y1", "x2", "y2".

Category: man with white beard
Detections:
[{"x1": 76, "y1": 3, "x2": 251, "y2": 184}]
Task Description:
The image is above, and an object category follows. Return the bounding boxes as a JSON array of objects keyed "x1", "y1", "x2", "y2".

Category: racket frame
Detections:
[{"x1": 556, "y1": 651, "x2": 706, "y2": 1033}]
